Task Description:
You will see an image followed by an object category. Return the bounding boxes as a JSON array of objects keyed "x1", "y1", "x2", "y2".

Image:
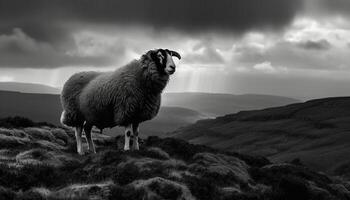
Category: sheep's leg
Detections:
[
  {"x1": 84, "y1": 123, "x2": 96, "y2": 154},
  {"x1": 131, "y1": 123, "x2": 140, "y2": 150},
  {"x1": 124, "y1": 124, "x2": 133, "y2": 151},
  {"x1": 75, "y1": 126, "x2": 84, "y2": 155}
]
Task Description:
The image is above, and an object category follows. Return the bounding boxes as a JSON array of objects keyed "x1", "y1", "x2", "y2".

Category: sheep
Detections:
[{"x1": 60, "y1": 49, "x2": 181, "y2": 155}]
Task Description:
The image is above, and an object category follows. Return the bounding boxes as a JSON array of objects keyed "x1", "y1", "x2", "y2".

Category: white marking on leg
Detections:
[
  {"x1": 75, "y1": 126, "x2": 83, "y2": 155},
  {"x1": 124, "y1": 124, "x2": 132, "y2": 151}
]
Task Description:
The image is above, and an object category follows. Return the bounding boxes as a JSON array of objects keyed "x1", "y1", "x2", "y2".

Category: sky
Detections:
[{"x1": 0, "y1": 0, "x2": 350, "y2": 100}]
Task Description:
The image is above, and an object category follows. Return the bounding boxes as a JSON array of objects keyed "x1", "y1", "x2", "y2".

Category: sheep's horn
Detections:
[{"x1": 169, "y1": 50, "x2": 181, "y2": 60}]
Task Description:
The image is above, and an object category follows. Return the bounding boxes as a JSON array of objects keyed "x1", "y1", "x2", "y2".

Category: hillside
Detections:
[
  {"x1": 162, "y1": 93, "x2": 300, "y2": 117},
  {"x1": 170, "y1": 97, "x2": 350, "y2": 175},
  {"x1": 0, "y1": 82, "x2": 60, "y2": 94},
  {"x1": 0, "y1": 119, "x2": 349, "y2": 200}
]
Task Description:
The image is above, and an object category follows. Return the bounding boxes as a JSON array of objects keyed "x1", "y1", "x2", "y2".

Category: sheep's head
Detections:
[{"x1": 148, "y1": 49, "x2": 181, "y2": 75}]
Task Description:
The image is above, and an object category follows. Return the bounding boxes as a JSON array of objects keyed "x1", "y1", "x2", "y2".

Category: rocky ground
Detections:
[{"x1": 0, "y1": 117, "x2": 350, "y2": 200}]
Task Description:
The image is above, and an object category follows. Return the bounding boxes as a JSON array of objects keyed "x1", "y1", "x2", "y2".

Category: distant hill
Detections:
[
  {"x1": 0, "y1": 91, "x2": 207, "y2": 135},
  {"x1": 162, "y1": 92, "x2": 300, "y2": 117},
  {"x1": 0, "y1": 82, "x2": 60, "y2": 94},
  {"x1": 0, "y1": 83, "x2": 300, "y2": 117},
  {"x1": 170, "y1": 97, "x2": 350, "y2": 174},
  {"x1": 0, "y1": 90, "x2": 299, "y2": 136},
  {"x1": 0, "y1": 91, "x2": 62, "y2": 125}
]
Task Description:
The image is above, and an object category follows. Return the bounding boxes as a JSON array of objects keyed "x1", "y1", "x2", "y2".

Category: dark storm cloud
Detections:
[
  {"x1": 0, "y1": 52, "x2": 112, "y2": 68},
  {"x1": 0, "y1": 0, "x2": 303, "y2": 43},
  {"x1": 0, "y1": 28, "x2": 113, "y2": 68},
  {"x1": 296, "y1": 39, "x2": 331, "y2": 50},
  {"x1": 0, "y1": 0, "x2": 303, "y2": 68}
]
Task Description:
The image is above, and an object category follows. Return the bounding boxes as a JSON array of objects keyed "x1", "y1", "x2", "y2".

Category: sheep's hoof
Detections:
[
  {"x1": 124, "y1": 146, "x2": 130, "y2": 151},
  {"x1": 77, "y1": 151, "x2": 85, "y2": 156},
  {"x1": 88, "y1": 149, "x2": 96, "y2": 154},
  {"x1": 132, "y1": 145, "x2": 139, "y2": 151}
]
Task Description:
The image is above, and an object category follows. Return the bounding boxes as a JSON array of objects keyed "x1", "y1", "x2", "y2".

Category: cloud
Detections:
[
  {"x1": 183, "y1": 42, "x2": 224, "y2": 65},
  {"x1": 0, "y1": 0, "x2": 304, "y2": 68},
  {"x1": 0, "y1": 0, "x2": 303, "y2": 43},
  {"x1": 253, "y1": 62, "x2": 287, "y2": 74},
  {"x1": 231, "y1": 17, "x2": 350, "y2": 71},
  {"x1": 235, "y1": 39, "x2": 350, "y2": 71},
  {"x1": 296, "y1": 39, "x2": 331, "y2": 50},
  {"x1": 0, "y1": 28, "x2": 114, "y2": 68}
]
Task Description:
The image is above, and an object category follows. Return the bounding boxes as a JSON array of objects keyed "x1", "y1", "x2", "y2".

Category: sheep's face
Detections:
[{"x1": 151, "y1": 49, "x2": 181, "y2": 75}]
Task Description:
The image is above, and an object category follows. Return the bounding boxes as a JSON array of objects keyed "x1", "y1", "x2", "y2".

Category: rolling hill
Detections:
[
  {"x1": 162, "y1": 92, "x2": 299, "y2": 116},
  {"x1": 0, "y1": 82, "x2": 60, "y2": 94},
  {"x1": 169, "y1": 97, "x2": 350, "y2": 175}
]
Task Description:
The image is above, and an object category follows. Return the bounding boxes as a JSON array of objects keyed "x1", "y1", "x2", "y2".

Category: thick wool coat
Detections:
[{"x1": 60, "y1": 53, "x2": 169, "y2": 128}]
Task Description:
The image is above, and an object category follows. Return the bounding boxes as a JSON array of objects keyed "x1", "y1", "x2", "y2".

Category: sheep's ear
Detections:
[
  {"x1": 147, "y1": 49, "x2": 164, "y2": 65},
  {"x1": 141, "y1": 50, "x2": 156, "y2": 67},
  {"x1": 147, "y1": 50, "x2": 158, "y2": 61},
  {"x1": 157, "y1": 51, "x2": 164, "y2": 65}
]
